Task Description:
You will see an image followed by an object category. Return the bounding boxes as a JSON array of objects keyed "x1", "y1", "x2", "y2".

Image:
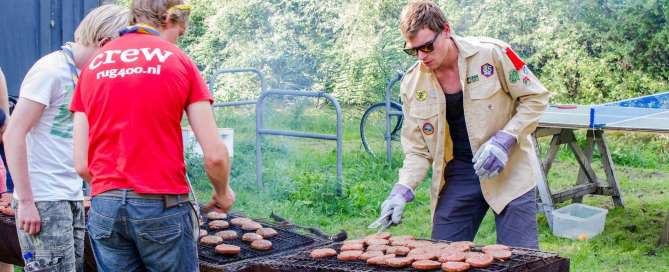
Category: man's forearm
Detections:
[
  {"x1": 72, "y1": 112, "x2": 91, "y2": 181},
  {"x1": 3, "y1": 132, "x2": 33, "y2": 202},
  {"x1": 203, "y1": 145, "x2": 230, "y2": 195}
]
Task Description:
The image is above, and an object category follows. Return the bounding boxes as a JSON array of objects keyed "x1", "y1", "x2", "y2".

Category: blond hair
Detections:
[
  {"x1": 74, "y1": 4, "x2": 130, "y2": 47},
  {"x1": 399, "y1": 0, "x2": 449, "y2": 39},
  {"x1": 130, "y1": 0, "x2": 190, "y2": 28}
]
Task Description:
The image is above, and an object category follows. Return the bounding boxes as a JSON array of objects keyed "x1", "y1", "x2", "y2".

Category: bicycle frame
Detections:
[{"x1": 383, "y1": 71, "x2": 405, "y2": 162}]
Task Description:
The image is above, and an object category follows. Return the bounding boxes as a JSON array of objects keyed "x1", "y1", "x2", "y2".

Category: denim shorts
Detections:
[{"x1": 87, "y1": 192, "x2": 198, "y2": 272}]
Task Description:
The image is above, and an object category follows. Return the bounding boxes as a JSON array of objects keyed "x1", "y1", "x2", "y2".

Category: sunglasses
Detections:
[{"x1": 403, "y1": 31, "x2": 441, "y2": 56}]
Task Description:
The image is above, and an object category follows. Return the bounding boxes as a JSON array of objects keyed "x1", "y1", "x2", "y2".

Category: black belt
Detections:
[{"x1": 98, "y1": 189, "x2": 191, "y2": 208}]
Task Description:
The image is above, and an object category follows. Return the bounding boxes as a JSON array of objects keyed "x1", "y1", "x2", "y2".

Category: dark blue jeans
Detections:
[
  {"x1": 87, "y1": 192, "x2": 198, "y2": 272},
  {"x1": 432, "y1": 159, "x2": 539, "y2": 249}
]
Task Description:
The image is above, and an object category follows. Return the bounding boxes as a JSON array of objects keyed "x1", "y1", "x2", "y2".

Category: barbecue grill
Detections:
[
  {"x1": 238, "y1": 241, "x2": 570, "y2": 272},
  {"x1": 199, "y1": 213, "x2": 334, "y2": 272}
]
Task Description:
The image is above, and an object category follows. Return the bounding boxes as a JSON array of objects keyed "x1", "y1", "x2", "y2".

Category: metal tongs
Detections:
[{"x1": 367, "y1": 210, "x2": 394, "y2": 233}]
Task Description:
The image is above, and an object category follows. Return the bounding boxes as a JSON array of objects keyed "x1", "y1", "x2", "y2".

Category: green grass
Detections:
[{"x1": 186, "y1": 104, "x2": 669, "y2": 272}]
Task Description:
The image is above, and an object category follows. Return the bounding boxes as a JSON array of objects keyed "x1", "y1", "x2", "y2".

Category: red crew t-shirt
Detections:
[{"x1": 70, "y1": 33, "x2": 212, "y2": 196}]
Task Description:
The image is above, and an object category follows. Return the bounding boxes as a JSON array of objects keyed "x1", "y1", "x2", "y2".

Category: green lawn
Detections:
[{"x1": 185, "y1": 104, "x2": 669, "y2": 272}]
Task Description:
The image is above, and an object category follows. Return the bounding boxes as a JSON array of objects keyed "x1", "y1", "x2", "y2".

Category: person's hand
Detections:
[
  {"x1": 18, "y1": 200, "x2": 41, "y2": 235},
  {"x1": 379, "y1": 184, "x2": 414, "y2": 225},
  {"x1": 473, "y1": 131, "x2": 517, "y2": 180},
  {"x1": 206, "y1": 186, "x2": 235, "y2": 213}
]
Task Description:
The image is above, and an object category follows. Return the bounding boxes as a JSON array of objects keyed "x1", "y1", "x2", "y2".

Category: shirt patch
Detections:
[
  {"x1": 416, "y1": 90, "x2": 428, "y2": 101},
  {"x1": 522, "y1": 65, "x2": 530, "y2": 75},
  {"x1": 509, "y1": 70, "x2": 520, "y2": 84},
  {"x1": 522, "y1": 75, "x2": 531, "y2": 86},
  {"x1": 422, "y1": 123, "x2": 434, "y2": 135},
  {"x1": 480, "y1": 63, "x2": 494, "y2": 78},
  {"x1": 506, "y1": 48, "x2": 525, "y2": 70},
  {"x1": 466, "y1": 74, "x2": 480, "y2": 84}
]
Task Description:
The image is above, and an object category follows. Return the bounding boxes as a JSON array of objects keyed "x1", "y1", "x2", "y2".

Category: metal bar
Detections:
[
  {"x1": 258, "y1": 129, "x2": 337, "y2": 140},
  {"x1": 255, "y1": 89, "x2": 344, "y2": 195},
  {"x1": 595, "y1": 130, "x2": 625, "y2": 207},
  {"x1": 388, "y1": 111, "x2": 403, "y2": 116},
  {"x1": 210, "y1": 67, "x2": 267, "y2": 93},
  {"x1": 213, "y1": 100, "x2": 257, "y2": 108},
  {"x1": 208, "y1": 67, "x2": 267, "y2": 109},
  {"x1": 384, "y1": 71, "x2": 404, "y2": 162}
]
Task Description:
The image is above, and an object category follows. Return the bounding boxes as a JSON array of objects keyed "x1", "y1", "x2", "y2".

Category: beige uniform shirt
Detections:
[{"x1": 397, "y1": 35, "x2": 550, "y2": 216}]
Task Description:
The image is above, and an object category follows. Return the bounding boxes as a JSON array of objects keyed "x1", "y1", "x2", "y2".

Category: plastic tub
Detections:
[
  {"x1": 552, "y1": 203, "x2": 608, "y2": 240},
  {"x1": 182, "y1": 127, "x2": 234, "y2": 158}
]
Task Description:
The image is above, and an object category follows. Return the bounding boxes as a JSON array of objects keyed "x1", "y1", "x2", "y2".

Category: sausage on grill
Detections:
[
  {"x1": 208, "y1": 220, "x2": 229, "y2": 230},
  {"x1": 359, "y1": 251, "x2": 384, "y2": 260},
  {"x1": 310, "y1": 248, "x2": 337, "y2": 259},
  {"x1": 390, "y1": 239, "x2": 412, "y2": 247},
  {"x1": 442, "y1": 261, "x2": 471, "y2": 272},
  {"x1": 216, "y1": 230, "x2": 238, "y2": 240},
  {"x1": 385, "y1": 246, "x2": 410, "y2": 256},
  {"x1": 337, "y1": 250, "x2": 363, "y2": 261},
  {"x1": 230, "y1": 217, "x2": 252, "y2": 226},
  {"x1": 450, "y1": 241, "x2": 475, "y2": 251},
  {"x1": 384, "y1": 257, "x2": 413, "y2": 268},
  {"x1": 389, "y1": 235, "x2": 415, "y2": 242},
  {"x1": 465, "y1": 252, "x2": 494, "y2": 268},
  {"x1": 199, "y1": 235, "x2": 223, "y2": 245},
  {"x1": 365, "y1": 238, "x2": 390, "y2": 246},
  {"x1": 242, "y1": 232, "x2": 263, "y2": 242},
  {"x1": 340, "y1": 243, "x2": 364, "y2": 251},
  {"x1": 250, "y1": 239, "x2": 272, "y2": 251},
  {"x1": 241, "y1": 221, "x2": 263, "y2": 231},
  {"x1": 482, "y1": 244, "x2": 510, "y2": 253},
  {"x1": 207, "y1": 211, "x2": 228, "y2": 220},
  {"x1": 366, "y1": 254, "x2": 395, "y2": 265},
  {"x1": 487, "y1": 249, "x2": 512, "y2": 260},
  {"x1": 342, "y1": 239, "x2": 365, "y2": 245},
  {"x1": 366, "y1": 244, "x2": 388, "y2": 253},
  {"x1": 412, "y1": 260, "x2": 441, "y2": 270},
  {"x1": 214, "y1": 244, "x2": 240, "y2": 255},
  {"x1": 439, "y1": 250, "x2": 466, "y2": 262},
  {"x1": 407, "y1": 240, "x2": 434, "y2": 249},
  {"x1": 256, "y1": 227, "x2": 278, "y2": 238}
]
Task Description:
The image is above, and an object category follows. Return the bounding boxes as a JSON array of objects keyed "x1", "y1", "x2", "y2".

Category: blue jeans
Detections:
[
  {"x1": 87, "y1": 192, "x2": 198, "y2": 272},
  {"x1": 432, "y1": 159, "x2": 539, "y2": 249}
]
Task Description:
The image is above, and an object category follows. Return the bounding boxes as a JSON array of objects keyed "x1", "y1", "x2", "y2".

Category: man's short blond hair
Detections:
[
  {"x1": 74, "y1": 4, "x2": 130, "y2": 47},
  {"x1": 399, "y1": 1, "x2": 449, "y2": 39},
  {"x1": 131, "y1": 0, "x2": 190, "y2": 28}
]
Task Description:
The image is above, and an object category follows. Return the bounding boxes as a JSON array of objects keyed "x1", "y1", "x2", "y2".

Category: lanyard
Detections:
[
  {"x1": 60, "y1": 42, "x2": 79, "y2": 86},
  {"x1": 119, "y1": 24, "x2": 160, "y2": 36}
]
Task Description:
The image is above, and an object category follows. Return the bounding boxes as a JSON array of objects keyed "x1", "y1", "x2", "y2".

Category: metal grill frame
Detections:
[
  {"x1": 238, "y1": 240, "x2": 570, "y2": 272},
  {"x1": 199, "y1": 213, "x2": 334, "y2": 272}
]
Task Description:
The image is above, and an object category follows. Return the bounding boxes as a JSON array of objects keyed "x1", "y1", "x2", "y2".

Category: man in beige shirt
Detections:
[{"x1": 378, "y1": 1, "x2": 550, "y2": 248}]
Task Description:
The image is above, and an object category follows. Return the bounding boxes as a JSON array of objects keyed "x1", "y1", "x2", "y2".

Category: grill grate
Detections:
[
  {"x1": 198, "y1": 213, "x2": 325, "y2": 271},
  {"x1": 240, "y1": 241, "x2": 569, "y2": 272}
]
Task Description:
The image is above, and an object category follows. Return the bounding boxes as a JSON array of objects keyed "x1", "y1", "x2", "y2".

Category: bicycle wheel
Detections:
[{"x1": 360, "y1": 102, "x2": 404, "y2": 156}]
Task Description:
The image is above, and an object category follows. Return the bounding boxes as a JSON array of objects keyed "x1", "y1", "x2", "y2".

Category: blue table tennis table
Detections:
[{"x1": 533, "y1": 91, "x2": 669, "y2": 235}]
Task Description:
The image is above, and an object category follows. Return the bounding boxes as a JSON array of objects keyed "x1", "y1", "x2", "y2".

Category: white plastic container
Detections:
[
  {"x1": 182, "y1": 127, "x2": 234, "y2": 158},
  {"x1": 552, "y1": 203, "x2": 608, "y2": 240}
]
